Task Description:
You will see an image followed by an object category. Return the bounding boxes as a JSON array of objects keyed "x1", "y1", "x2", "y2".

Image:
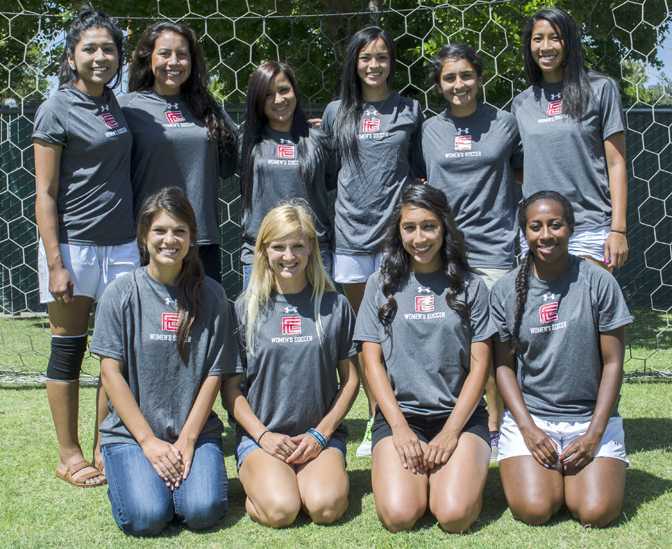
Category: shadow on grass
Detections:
[
  {"x1": 344, "y1": 417, "x2": 369, "y2": 442},
  {"x1": 617, "y1": 468, "x2": 672, "y2": 525},
  {"x1": 624, "y1": 418, "x2": 672, "y2": 452}
]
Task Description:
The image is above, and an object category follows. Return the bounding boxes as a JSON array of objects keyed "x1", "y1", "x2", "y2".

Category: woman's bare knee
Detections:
[
  {"x1": 304, "y1": 491, "x2": 349, "y2": 524},
  {"x1": 249, "y1": 493, "x2": 301, "y2": 528},
  {"x1": 432, "y1": 498, "x2": 482, "y2": 533},
  {"x1": 509, "y1": 497, "x2": 560, "y2": 526},
  {"x1": 377, "y1": 500, "x2": 425, "y2": 532},
  {"x1": 573, "y1": 500, "x2": 622, "y2": 528}
]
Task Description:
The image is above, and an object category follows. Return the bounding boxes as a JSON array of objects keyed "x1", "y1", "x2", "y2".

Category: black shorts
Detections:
[{"x1": 371, "y1": 406, "x2": 490, "y2": 449}]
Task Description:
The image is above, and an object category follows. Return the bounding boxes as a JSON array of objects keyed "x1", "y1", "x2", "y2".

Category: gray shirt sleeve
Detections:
[
  {"x1": 352, "y1": 274, "x2": 383, "y2": 344},
  {"x1": 467, "y1": 275, "x2": 496, "y2": 342},
  {"x1": 33, "y1": 97, "x2": 68, "y2": 145},
  {"x1": 598, "y1": 77, "x2": 625, "y2": 140}
]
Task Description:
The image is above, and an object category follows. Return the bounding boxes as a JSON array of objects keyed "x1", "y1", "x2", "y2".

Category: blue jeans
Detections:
[{"x1": 102, "y1": 439, "x2": 228, "y2": 536}]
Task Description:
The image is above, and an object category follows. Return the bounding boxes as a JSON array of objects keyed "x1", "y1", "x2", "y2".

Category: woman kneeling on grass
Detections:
[
  {"x1": 92, "y1": 187, "x2": 241, "y2": 536},
  {"x1": 490, "y1": 191, "x2": 632, "y2": 527},
  {"x1": 353, "y1": 184, "x2": 494, "y2": 532},
  {"x1": 223, "y1": 202, "x2": 359, "y2": 528}
]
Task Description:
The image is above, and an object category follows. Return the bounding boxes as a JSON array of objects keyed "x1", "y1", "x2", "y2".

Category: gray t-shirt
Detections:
[
  {"x1": 92, "y1": 267, "x2": 242, "y2": 445},
  {"x1": 235, "y1": 286, "x2": 357, "y2": 440},
  {"x1": 119, "y1": 91, "x2": 236, "y2": 245},
  {"x1": 240, "y1": 127, "x2": 334, "y2": 265},
  {"x1": 489, "y1": 255, "x2": 633, "y2": 421},
  {"x1": 512, "y1": 75, "x2": 625, "y2": 231},
  {"x1": 322, "y1": 92, "x2": 424, "y2": 255},
  {"x1": 353, "y1": 270, "x2": 494, "y2": 417},
  {"x1": 422, "y1": 104, "x2": 523, "y2": 269},
  {"x1": 32, "y1": 86, "x2": 135, "y2": 245}
]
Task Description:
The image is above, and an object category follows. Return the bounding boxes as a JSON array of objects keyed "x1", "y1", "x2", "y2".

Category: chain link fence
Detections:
[{"x1": 1, "y1": 0, "x2": 670, "y2": 384}]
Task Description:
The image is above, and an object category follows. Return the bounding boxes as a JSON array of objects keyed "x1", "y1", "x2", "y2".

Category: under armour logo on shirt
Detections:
[
  {"x1": 282, "y1": 306, "x2": 298, "y2": 314},
  {"x1": 549, "y1": 93, "x2": 562, "y2": 100},
  {"x1": 542, "y1": 292, "x2": 560, "y2": 302},
  {"x1": 98, "y1": 104, "x2": 110, "y2": 113},
  {"x1": 417, "y1": 286, "x2": 432, "y2": 294},
  {"x1": 456, "y1": 127, "x2": 470, "y2": 135}
]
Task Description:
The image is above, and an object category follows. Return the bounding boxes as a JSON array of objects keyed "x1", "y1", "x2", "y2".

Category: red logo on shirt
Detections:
[
  {"x1": 99, "y1": 112, "x2": 119, "y2": 129},
  {"x1": 161, "y1": 312, "x2": 179, "y2": 332},
  {"x1": 276, "y1": 143, "x2": 296, "y2": 160},
  {"x1": 281, "y1": 315, "x2": 302, "y2": 335},
  {"x1": 415, "y1": 295, "x2": 435, "y2": 313},
  {"x1": 546, "y1": 100, "x2": 563, "y2": 116},
  {"x1": 362, "y1": 117, "x2": 381, "y2": 133},
  {"x1": 165, "y1": 110, "x2": 186, "y2": 124},
  {"x1": 454, "y1": 134, "x2": 472, "y2": 151},
  {"x1": 538, "y1": 302, "x2": 559, "y2": 324}
]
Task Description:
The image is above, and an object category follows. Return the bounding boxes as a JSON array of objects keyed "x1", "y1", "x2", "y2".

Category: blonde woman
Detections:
[{"x1": 222, "y1": 202, "x2": 359, "y2": 528}]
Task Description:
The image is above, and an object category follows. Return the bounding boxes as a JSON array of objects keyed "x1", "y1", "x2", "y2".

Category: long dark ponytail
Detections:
[
  {"x1": 137, "y1": 187, "x2": 204, "y2": 362},
  {"x1": 334, "y1": 26, "x2": 396, "y2": 173},
  {"x1": 378, "y1": 184, "x2": 470, "y2": 333},
  {"x1": 512, "y1": 190, "x2": 575, "y2": 352}
]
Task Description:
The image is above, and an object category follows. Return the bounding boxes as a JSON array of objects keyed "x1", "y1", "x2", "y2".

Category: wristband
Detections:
[
  {"x1": 610, "y1": 229, "x2": 627, "y2": 235},
  {"x1": 256, "y1": 429, "x2": 270, "y2": 445},
  {"x1": 306, "y1": 427, "x2": 328, "y2": 449}
]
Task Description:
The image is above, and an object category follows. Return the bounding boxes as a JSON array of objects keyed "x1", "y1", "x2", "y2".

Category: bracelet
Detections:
[
  {"x1": 610, "y1": 229, "x2": 627, "y2": 235},
  {"x1": 306, "y1": 427, "x2": 328, "y2": 449},
  {"x1": 256, "y1": 429, "x2": 270, "y2": 445}
]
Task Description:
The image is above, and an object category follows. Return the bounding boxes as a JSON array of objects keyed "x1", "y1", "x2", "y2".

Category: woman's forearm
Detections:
[
  {"x1": 442, "y1": 340, "x2": 491, "y2": 435},
  {"x1": 315, "y1": 358, "x2": 359, "y2": 438},
  {"x1": 221, "y1": 375, "x2": 267, "y2": 441},
  {"x1": 33, "y1": 142, "x2": 63, "y2": 268},
  {"x1": 101, "y1": 358, "x2": 155, "y2": 445},
  {"x1": 587, "y1": 329, "x2": 626, "y2": 438},
  {"x1": 494, "y1": 340, "x2": 536, "y2": 430},
  {"x1": 178, "y1": 375, "x2": 222, "y2": 444},
  {"x1": 361, "y1": 341, "x2": 407, "y2": 429},
  {"x1": 605, "y1": 133, "x2": 627, "y2": 232}
]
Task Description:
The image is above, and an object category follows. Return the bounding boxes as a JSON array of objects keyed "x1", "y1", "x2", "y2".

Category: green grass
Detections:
[
  {"x1": 2, "y1": 309, "x2": 670, "y2": 379},
  {"x1": 1, "y1": 385, "x2": 671, "y2": 548}
]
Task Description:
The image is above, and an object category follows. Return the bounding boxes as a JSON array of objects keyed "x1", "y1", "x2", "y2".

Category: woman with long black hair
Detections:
[
  {"x1": 422, "y1": 42, "x2": 523, "y2": 457},
  {"x1": 121, "y1": 21, "x2": 237, "y2": 281},
  {"x1": 354, "y1": 184, "x2": 493, "y2": 532},
  {"x1": 322, "y1": 26, "x2": 424, "y2": 456},
  {"x1": 239, "y1": 61, "x2": 334, "y2": 289},
  {"x1": 33, "y1": 8, "x2": 137, "y2": 488},
  {"x1": 490, "y1": 191, "x2": 631, "y2": 527},
  {"x1": 513, "y1": 7, "x2": 628, "y2": 270}
]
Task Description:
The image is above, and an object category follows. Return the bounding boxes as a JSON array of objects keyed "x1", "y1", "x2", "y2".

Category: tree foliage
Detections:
[{"x1": 0, "y1": 0, "x2": 669, "y2": 111}]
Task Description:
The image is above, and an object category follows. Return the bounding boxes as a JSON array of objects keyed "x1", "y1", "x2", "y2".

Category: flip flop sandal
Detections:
[{"x1": 55, "y1": 460, "x2": 107, "y2": 488}]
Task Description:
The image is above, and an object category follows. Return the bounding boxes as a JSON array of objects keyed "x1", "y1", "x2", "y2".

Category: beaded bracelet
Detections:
[
  {"x1": 306, "y1": 427, "x2": 328, "y2": 449},
  {"x1": 610, "y1": 229, "x2": 627, "y2": 235}
]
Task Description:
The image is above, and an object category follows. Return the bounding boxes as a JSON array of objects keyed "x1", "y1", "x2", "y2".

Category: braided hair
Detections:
[
  {"x1": 378, "y1": 184, "x2": 470, "y2": 334},
  {"x1": 512, "y1": 191, "x2": 575, "y2": 352}
]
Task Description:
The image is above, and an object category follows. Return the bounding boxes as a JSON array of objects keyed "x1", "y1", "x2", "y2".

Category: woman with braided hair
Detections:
[
  {"x1": 353, "y1": 184, "x2": 494, "y2": 532},
  {"x1": 489, "y1": 191, "x2": 632, "y2": 527}
]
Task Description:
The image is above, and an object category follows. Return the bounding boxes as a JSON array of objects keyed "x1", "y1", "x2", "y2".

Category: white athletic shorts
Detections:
[
  {"x1": 497, "y1": 410, "x2": 629, "y2": 466},
  {"x1": 333, "y1": 252, "x2": 383, "y2": 284},
  {"x1": 472, "y1": 266, "x2": 510, "y2": 291},
  {"x1": 38, "y1": 240, "x2": 139, "y2": 304},
  {"x1": 519, "y1": 227, "x2": 609, "y2": 264}
]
